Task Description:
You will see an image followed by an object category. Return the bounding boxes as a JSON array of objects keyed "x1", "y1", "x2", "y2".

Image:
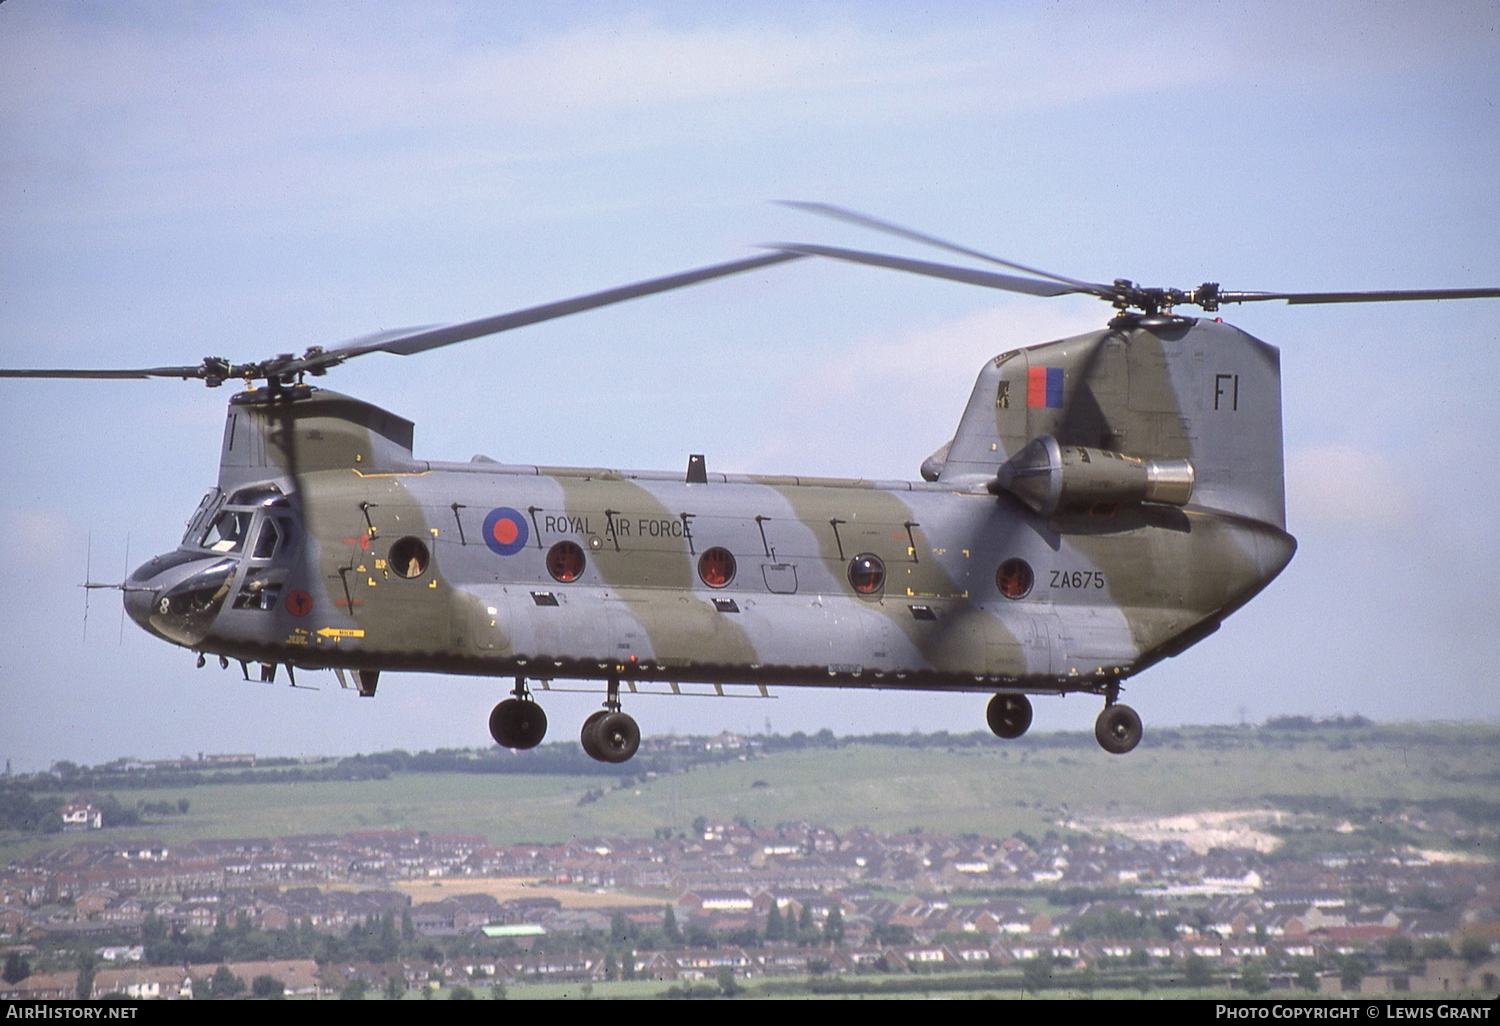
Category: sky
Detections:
[{"x1": 1, "y1": 1, "x2": 1497, "y2": 771}]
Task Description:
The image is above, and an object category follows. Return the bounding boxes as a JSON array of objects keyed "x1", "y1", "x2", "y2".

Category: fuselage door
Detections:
[{"x1": 1020, "y1": 609, "x2": 1062, "y2": 677}]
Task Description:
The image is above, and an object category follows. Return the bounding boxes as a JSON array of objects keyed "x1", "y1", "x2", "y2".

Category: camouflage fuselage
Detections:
[{"x1": 127, "y1": 318, "x2": 1297, "y2": 699}]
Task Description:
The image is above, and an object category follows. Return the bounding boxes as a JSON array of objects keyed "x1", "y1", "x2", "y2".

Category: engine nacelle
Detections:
[{"x1": 994, "y1": 435, "x2": 1194, "y2": 515}]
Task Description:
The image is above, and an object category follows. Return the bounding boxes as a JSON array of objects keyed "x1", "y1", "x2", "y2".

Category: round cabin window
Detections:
[
  {"x1": 698, "y1": 547, "x2": 737, "y2": 588},
  {"x1": 848, "y1": 553, "x2": 885, "y2": 595},
  {"x1": 996, "y1": 557, "x2": 1033, "y2": 599},
  {"x1": 389, "y1": 536, "x2": 430, "y2": 579},
  {"x1": 546, "y1": 540, "x2": 586, "y2": 583}
]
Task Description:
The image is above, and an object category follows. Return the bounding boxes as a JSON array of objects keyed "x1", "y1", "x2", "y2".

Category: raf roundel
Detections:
[{"x1": 482, "y1": 507, "x2": 530, "y2": 556}]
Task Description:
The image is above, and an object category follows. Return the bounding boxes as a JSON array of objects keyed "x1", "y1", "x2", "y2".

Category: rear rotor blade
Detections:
[
  {"x1": 768, "y1": 243, "x2": 1090, "y2": 299},
  {"x1": 1219, "y1": 287, "x2": 1500, "y2": 306},
  {"x1": 779, "y1": 200, "x2": 1113, "y2": 294},
  {"x1": 782, "y1": 202, "x2": 1500, "y2": 313}
]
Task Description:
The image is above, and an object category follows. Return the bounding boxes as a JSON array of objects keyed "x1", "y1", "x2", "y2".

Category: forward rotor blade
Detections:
[
  {"x1": 315, "y1": 250, "x2": 807, "y2": 367},
  {"x1": 0, "y1": 365, "x2": 209, "y2": 380},
  {"x1": 778, "y1": 200, "x2": 1112, "y2": 294},
  {"x1": 1219, "y1": 287, "x2": 1500, "y2": 306},
  {"x1": 322, "y1": 325, "x2": 444, "y2": 352},
  {"x1": 2, "y1": 251, "x2": 806, "y2": 384},
  {"x1": 768, "y1": 243, "x2": 1087, "y2": 298}
]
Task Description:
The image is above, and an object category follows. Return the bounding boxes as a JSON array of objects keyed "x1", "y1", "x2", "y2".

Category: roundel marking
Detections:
[
  {"x1": 285, "y1": 589, "x2": 312, "y2": 617},
  {"x1": 482, "y1": 507, "x2": 530, "y2": 556}
]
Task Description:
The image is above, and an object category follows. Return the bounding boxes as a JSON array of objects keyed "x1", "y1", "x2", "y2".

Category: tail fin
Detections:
[{"x1": 936, "y1": 318, "x2": 1286, "y2": 528}]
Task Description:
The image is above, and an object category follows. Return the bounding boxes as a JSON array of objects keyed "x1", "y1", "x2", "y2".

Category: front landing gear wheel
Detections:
[
  {"x1": 489, "y1": 699, "x2": 547, "y2": 749},
  {"x1": 582, "y1": 710, "x2": 640, "y2": 763},
  {"x1": 579, "y1": 710, "x2": 609, "y2": 761},
  {"x1": 1094, "y1": 703, "x2": 1142, "y2": 755},
  {"x1": 986, "y1": 694, "x2": 1033, "y2": 739}
]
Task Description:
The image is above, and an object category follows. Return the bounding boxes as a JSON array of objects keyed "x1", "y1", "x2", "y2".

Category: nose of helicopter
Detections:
[
  {"x1": 125, "y1": 550, "x2": 239, "y2": 647},
  {"x1": 123, "y1": 578, "x2": 154, "y2": 633}
]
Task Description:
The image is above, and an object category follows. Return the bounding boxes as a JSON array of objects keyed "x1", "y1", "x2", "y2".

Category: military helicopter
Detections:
[{"x1": 6, "y1": 204, "x2": 1498, "y2": 763}]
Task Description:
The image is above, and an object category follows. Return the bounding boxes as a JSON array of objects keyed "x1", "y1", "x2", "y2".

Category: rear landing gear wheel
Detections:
[
  {"x1": 582, "y1": 710, "x2": 639, "y2": 763},
  {"x1": 489, "y1": 699, "x2": 547, "y2": 749},
  {"x1": 1094, "y1": 703, "x2": 1142, "y2": 755},
  {"x1": 986, "y1": 694, "x2": 1033, "y2": 739}
]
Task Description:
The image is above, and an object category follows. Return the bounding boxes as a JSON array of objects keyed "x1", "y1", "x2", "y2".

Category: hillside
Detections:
[{"x1": 2, "y1": 719, "x2": 1495, "y2": 855}]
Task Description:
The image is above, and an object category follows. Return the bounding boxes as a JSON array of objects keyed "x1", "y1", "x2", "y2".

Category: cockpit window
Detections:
[
  {"x1": 203, "y1": 510, "x2": 254, "y2": 553},
  {"x1": 182, "y1": 490, "x2": 223, "y2": 546},
  {"x1": 227, "y1": 485, "x2": 287, "y2": 508}
]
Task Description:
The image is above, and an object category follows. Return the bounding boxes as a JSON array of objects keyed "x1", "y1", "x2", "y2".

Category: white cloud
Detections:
[
  {"x1": 0, "y1": 13, "x2": 950, "y2": 158},
  {"x1": 7, "y1": 3, "x2": 1489, "y2": 239},
  {"x1": 733, "y1": 298, "x2": 1105, "y2": 478},
  {"x1": 0, "y1": 509, "x2": 72, "y2": 570},
  {"x1": 6, "y1": 3, "x2": 1489, "y2": 156},
  {"x1": 1285, "y1": 443, "x2": 1412, "y2": 529},
  {"x1": 0, "y1": 9, "x2": 1236, "y2": 227}
]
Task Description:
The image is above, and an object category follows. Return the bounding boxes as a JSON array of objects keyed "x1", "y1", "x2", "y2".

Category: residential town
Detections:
[{"x1": 2, "y1": 810, "x2": 1496, "y2": 998}]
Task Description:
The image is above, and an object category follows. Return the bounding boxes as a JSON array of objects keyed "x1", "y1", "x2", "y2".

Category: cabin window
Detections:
[
  {"x1": 546, "y1": 540, "x2": 586, "y2": 583},
  {"x1": 388, "y1": 536, "x2": 430, "y2": 579},
  {"x1": 848, "y1": 554, "x2": 885, "y2": 595},
  {"x1": 698, "y1": 547, "x2": 737, "y2": 588},
  {"x1": 232, "y1": 575, "x2": 283, "y2": 611},
  {"x1": 996, "y1": 558, "x2": 1033, "y2": 599}
]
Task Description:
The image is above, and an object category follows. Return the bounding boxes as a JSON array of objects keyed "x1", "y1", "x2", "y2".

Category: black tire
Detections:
[
  {"x1": 986, "y1": 693, "x2": 1033, "y2": 739},
  {"x1": 513, "y1": 702, "x2": 547, "y2": 749},
  {"x1": 592, "y1": 711, "x2": 640, "y2": 764},
  {"x1": 579, "y1": 710, "x2": 609, "y2": 761},
  {"x1": 489, "y1": 699, "x2": 547, "y2": 749},
  {"x1": 1095, "y1": 703, "x2": 1142, "y2": 755}
]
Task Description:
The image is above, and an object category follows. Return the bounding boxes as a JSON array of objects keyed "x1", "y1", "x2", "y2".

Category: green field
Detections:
[{"x1": 3, "y1": 721, "x2": 1496, "y2": 853}]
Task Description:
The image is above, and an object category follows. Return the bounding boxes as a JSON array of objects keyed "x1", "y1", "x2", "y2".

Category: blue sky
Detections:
[{"x1": 1, "y1": 2, "x2": 1497, "y2": 770}]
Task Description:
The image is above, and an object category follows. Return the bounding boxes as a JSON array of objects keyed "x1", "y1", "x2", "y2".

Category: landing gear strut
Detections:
[
  {"x1": 986, "y1": 693, "x2": 1033, "y2": 740},
  {"x1": 580, "y1": 675, "x2": 640, "y2": 764},
  {"x1": 489, "y1": 676, "x2": 548, "y2": 750},
  {"x1": 1094, "y1": 685, "x2": 1142, "y2": 755}
]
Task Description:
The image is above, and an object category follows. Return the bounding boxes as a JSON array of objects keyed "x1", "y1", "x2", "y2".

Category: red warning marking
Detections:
[{"x1": 285, "y1": 590, "x2": 313, "y2": 617}]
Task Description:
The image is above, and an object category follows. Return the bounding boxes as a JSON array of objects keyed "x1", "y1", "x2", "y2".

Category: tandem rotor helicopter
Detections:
[{"x1": 6, "y1": 203, "x2": 1498, "y2": 763}]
